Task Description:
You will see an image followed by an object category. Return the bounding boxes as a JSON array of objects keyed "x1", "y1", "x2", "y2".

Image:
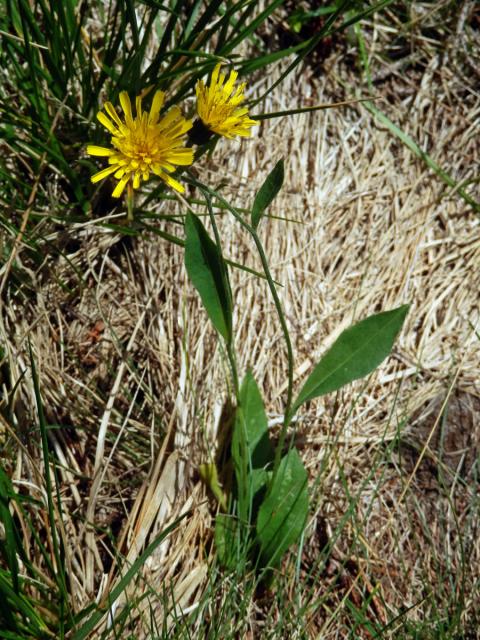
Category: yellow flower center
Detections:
[{"x1": 113, "y1": 121, "x2": 165, "y2": 174}]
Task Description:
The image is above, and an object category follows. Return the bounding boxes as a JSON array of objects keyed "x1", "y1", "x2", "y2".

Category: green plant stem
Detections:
[
  {"x1": 187, "y1": 176, "x2": 295, "y2": 477},
  {"x1": 127, "y1": 185, "x2": 134, "y2": 221},
  {"x1": 226, "y1": 343, "x2": 240, "y2": 399}
]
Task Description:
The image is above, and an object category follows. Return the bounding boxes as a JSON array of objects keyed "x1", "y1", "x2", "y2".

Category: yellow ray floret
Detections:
[
  {"x1": 87, "y1": 90, "x2": 194, "y2": 197},
  {"x1": 195, "y1": 63, "x2": 256, "y2": 139}
]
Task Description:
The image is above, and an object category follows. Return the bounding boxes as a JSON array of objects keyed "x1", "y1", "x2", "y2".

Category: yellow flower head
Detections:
[
  {"x1": 87, "y1": 90, "x2": 194, "y2": 197},
  {"x1": 195, "y1": 63, "x2": 256, "y2": 139}
]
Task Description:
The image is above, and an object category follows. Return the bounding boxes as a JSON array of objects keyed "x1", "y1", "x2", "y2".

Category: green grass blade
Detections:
[
  {"x1": 252, "y1": 97, "x2": 378, "y2": 121},
  {"x1": 71, "y1": 511, "x2": 190, "y2": 640},
  {"x1": 363, "y1": 100, "x2": 480, "y2": 213},
  {"x1": 28, "y1": 345, "x2": 70, "y2": 628},
  {"x1": 252, "y1": 0, "x2": 353, "y2": 105},
  {"x1": 0, "y1": 468, "x2": 21, "y2": 594},
  {"x1": 220, "y1": 0, "x2": 285, "y2": 56},
  {"x1": 0, "y1": 571, "x2": 51, "y2": 637}
]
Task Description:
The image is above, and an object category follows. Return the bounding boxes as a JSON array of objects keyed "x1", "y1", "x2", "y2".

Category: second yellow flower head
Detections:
[{"x1": 196, "y1": 63, "x2": 256, "y2": 139}]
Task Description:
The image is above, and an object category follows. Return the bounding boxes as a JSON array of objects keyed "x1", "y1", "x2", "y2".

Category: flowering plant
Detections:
[{"x1": 86, "y1": 61, "x2": 409, "y2": 575}]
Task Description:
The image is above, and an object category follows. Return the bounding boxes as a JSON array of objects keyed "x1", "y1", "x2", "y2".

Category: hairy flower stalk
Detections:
[
  {"x1": 87, "y1": 91, "x2": 194, "y2": 198},
  {"x1": 193, "y1": 63, "x2": 256, "y2": 141}
]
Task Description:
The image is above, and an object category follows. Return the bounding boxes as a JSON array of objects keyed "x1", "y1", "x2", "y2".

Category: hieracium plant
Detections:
[{"x1": 87, "y1": 63, "x2": 409, "y2": 577}]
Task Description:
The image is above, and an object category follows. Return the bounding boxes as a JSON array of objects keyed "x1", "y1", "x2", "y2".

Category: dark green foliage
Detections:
[
  {"x1": 231, "y1": 372, "x2": 274, "y2": 523},
  {"x1": 251, "y1": 160, "x2": 285, "y2": 230},
  {"x1": 184, "y1": 212, "x2": 233, "y2": 342},
  {"x1": 256, "y1": 448, "x2": 309, "y2": 568}
]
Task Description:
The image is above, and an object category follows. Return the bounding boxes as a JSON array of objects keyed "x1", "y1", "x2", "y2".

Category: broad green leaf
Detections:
[
  {"x1": 251, "y1": 159, "x2": 284, "y2": 229},
  {"x1": 256, "y1": 449, "x2": 308, "y2": 568},
  {"x1": 184, "y1": 212, "x2": 233, "y2": 342},
  {"x1": 232, "y1": 372, "x2": 273, "y2": 472},
  {"x1": 250, "y1": 467, "x2": 271, "y2": 501},
  {"x1": 293, "y1": 305, "x2": 409, "y2": 411},
  {"x1": 231, "y1": 372, "x2": 274, "y2": 522}
]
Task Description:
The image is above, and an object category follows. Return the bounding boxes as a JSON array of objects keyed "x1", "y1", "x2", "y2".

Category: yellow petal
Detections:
[
  {"x1": 136, "y1": 94, "x2": 143, "y2": 120},
  {"x1": 97, "y1": 111, "x2": 118, "y2": 135},
  {"x1": 109, "y1": 154, "x2": 127, "y2": 165},
  {"x1": 162, "y1": 174, "x2": 185, "y2": 193},
  {"x1": 224, "y1": 69, "x2": 238, "y2": 96},
  {"x1": 158, "y1": 106, "x2": 182, "y2": 130},
  {"x1": 217, "y1": 70, "x2": 226, "y2": 90},
  {"x1": 104, "y1": 102, "x2": 123, "y2": 127},
  {"x1": 151, "y1": 166, "x2": 184, "y2": 193},
  {"x1": 166, "y1": 148, "x2": 194, "y2": 165},
  {"x1": 211, "y1": 63, "x2": 221, "y2": 88},
  {"x1": 149, "y1": 90, "x2": 165, "y2": 124},
  {"x1": 86, "y1": 145, "x2": 114, "y2": 156},
  {"x1": 112, "y1": 174, "x2": 130, "y2": 198},
  {"x1": 119, "y1": 92, "x2": 134, "y2": 127},
  {"x1": 233, "y1": 83, "x2": 246, "y2": 99},
  {"x1": 114, "y1": 166, "x2": 127, "y2": 179},
  {"x1": 91, "y1": 164, "x2": 119, "y2": 183},
  {"x1": 158, "y1": 161, "x2": 176, "y2": 172},
  {"x1": 160, "y1": 117, "x2": 193, "y2": 142},
  {"x1": 232, "y1": 107, "x2": 249, "y2": 117},
  {"x1": 195, "y1": 81, "x2": 204, "y2": 99}
]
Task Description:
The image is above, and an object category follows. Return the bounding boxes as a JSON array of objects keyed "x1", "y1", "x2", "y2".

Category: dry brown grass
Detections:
[{"x1": 1, "y1": 2, "x2": 479, "y2": 637}]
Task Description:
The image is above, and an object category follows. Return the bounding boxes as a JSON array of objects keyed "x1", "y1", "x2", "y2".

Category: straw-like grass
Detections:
[{"x1": 1, "y1": 2, "x2": 479, "y2": 637}]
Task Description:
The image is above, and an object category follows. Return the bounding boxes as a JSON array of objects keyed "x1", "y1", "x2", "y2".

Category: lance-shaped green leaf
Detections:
[
  {"x1": 232, "y1": 372, "x2": 274, "y2": 522},
  {"x1": 293, "y1": 304, "x2": 409, "y2": 411},
  {"x1": 251, "y1": 159, "x2": 284, "y2": 229},
  {"x1": 232, "y1": 371, "x2": 273, "y2": 472},
  {"x1": 184, "y1": 212, "x2": 233, "y2": 342},
  {"x1": 256, "y1": 448, "x2": 308, "y2": 568}
]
